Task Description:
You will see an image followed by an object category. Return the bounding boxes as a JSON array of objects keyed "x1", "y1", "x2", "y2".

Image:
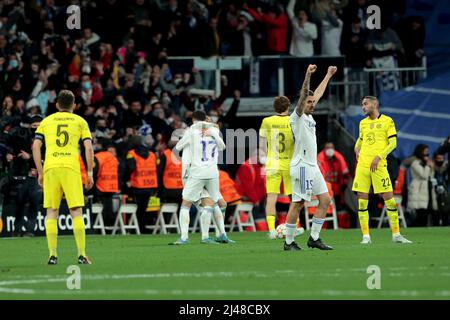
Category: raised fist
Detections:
[
  {"x1": 307, "y1": 64, "x2": 317, "y2": 74},
  {"x1": 328, "y1": 66, "x2": 337, "y2": 75}
]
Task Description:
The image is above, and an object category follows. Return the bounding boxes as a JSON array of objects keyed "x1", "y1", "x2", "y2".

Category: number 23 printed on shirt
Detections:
[{"x1": 201, "y1": 140, "x2": 218, "y2": 162}]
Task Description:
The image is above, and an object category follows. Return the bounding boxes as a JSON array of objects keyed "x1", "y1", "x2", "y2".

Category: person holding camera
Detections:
[
  {"x1": 431, "y1": 152, "x2": 450, "y2": 226},
  {"x1": 3, "y1": 114, "x2": 43, "y2": 236}
]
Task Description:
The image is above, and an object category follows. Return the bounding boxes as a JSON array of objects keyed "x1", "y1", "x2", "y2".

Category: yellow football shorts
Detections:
[
  {"x1": 265, "y1": 169, "x2": 292, "y2": 195},
  {"x1": 43, "y1": 168, "x2": 84, "y2": 209},
  {"x1": 352, "y1": 164, "x2": 393, "y2": 194}
]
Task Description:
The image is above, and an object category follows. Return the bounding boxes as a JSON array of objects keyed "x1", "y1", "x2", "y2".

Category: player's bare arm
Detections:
[
  {"x1": 295, "y1": 64, "x2": 316, "y2": 116},
  {"x1": 314, "y1": 66, "x2": 337, "y2": 104},
  {"x1": 32, "y1": 139, "x2": 44, "y2": 187},
  {"x1": 84, "y1": 138, "x2": 95, "y2": 190}
]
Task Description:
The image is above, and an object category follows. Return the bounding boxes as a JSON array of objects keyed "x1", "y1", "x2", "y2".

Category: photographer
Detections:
[
  {"x1": 432, "y1": 152, "x2": 450, "y2": 226},
  {"x1": 2, "y1": 114, "x2": 43, "y2": 236}
]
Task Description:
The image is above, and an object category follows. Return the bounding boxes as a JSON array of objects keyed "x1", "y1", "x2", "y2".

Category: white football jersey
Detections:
[
  {"x1": 175, "y1": 122, "x2": 225, "y2": 179},
  {"x1": 289, "y1": 111, "x2": 318, "y2": 167}
]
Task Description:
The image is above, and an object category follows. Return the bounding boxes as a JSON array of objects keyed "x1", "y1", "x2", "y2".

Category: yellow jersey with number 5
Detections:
[
  {"x1": 259, "y1": 115, "x2": 294, "y2": 171},
  {"x1": 35, "y1": 112, "x2": 92, "y2": 173},
  {"x1": 357, "y1": 114, "x2": 397, "y2": 168}
]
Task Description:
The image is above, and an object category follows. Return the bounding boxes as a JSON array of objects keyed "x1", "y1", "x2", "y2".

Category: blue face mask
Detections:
[
  {"x1": 9, "y1": 60, "x2": 18, "y2": 69},
  {"x1": 82, "y1": 81, "x2": 92, "y2": 90}
]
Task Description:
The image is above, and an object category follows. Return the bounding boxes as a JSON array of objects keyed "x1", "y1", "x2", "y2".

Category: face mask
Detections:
[
  {"x1": 325, "y1": 148, "x2": 335, "y2": 157},
  {"x1": 211, "y1": 115, "x2": 219, "y2": 123},
  {"x1": 82, "y1": 65, "x2": 91, "y2": 74},
  {"x1": 97, "y1": 126, "x2": 107, "y2": 132},
  {"x1": 9, "y1": 60, "x2": 18, "y2": 69},
  {"x1": 435, "y1": 160, "x2": 444, "y2": 167},
  {"x1": 174, "y1": 78, "x2": 182, "y2": 85},
  {"x1": 82, "y1": 81, "x2": 92, "y2": 90}
]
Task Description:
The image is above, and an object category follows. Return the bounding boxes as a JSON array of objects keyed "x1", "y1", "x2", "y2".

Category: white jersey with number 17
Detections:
[{"x1": 175, "y1": 123, "x2": 225, "y2": 180}]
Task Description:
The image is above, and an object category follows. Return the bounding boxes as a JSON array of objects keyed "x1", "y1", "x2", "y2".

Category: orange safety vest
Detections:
[
  {"x1": 129, "y1": 149, "x2": 158, "y2": 189},
  {"x1": 79, "y1": 155, "x2": 87, "y2": 186},
  {"x1": 95, "y1": 151, "x2": 119, "y2": 193},
  {"x1": 394, "y1": 167, "x2": 405, "y2": 195},
  {"x1": 162, "y1": 149, "x2": 183, "y2": 190},
  {"x1": 219, "y1": 170, "x2": 241, "y2": 203}
]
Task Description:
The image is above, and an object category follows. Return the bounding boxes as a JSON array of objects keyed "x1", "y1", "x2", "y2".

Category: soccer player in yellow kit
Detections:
[
  {"x1": 32, "y1": 90, "x2": 95, "y2": 265},
  {"x1": 352, "y1": 96, "x2": 411, "y2": 244},
  {"x1": 259, "y1": 96, "x2": 297, "y2": 239}
]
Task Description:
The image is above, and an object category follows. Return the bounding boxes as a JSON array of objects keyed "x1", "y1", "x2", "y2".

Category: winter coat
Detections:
[{"x1": 408, "y1": 159, "x2": 435, "y2": 210}]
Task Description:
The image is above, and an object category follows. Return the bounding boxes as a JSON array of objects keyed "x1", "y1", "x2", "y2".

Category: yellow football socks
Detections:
[
  {"x1": 385, "y1": 198, "x2": 400, "y2": 235},
  {"x1": 45, "y1": 218, "x2": 58, "y2": 257},
  {"x1": 358, "y1": 198, "x2": 369, "y2": 236},
  {"x1": 266, "y1": 215, "x2": 276, "y2": 231},
  {"x1": 72, "y1": 216, "x2": 86, "y2": 257}
]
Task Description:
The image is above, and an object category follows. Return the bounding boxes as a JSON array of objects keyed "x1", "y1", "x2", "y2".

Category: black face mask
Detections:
[
  {"x1": 435, "y1": 161, "x2": 444, "y2": 167},
  {"x1": 97, "y1": 126, "x2": 107, "y2": 132}
]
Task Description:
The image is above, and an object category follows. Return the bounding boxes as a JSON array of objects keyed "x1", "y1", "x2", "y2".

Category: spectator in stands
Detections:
[
  {"x1": 94, "y1": 138, "x2": 120, "y2": 228},
  {"x1": 431, "y1": 152, "x2": 449, "y2": 226},
  {"x1": 287, "y1": 0, "x2": 318, "y2": 57},
  {"x1": 199, "y1": 17, "x2": 220, "y2": 90},
  {"x1": 319, "y1": 8, "x2": 344, "y2": 56},
  {"x1": 365, "y1": 23, "x2": 404, "y2": 68},
  {"x1": 407, "y1": 144, "x2": 434, "y2": 226},
  {"x1": 396, "y1": 16, "x2": 425, "y2": 67},
  {"x1": 318, "y1": 142, "x2": 350, "y2": 208},
  {"x1": 246, "y1": 2, "x2": 289, "y2": 95},
  {"x1": 341, "y1": 16, "x2": 368, "y2": 67}
]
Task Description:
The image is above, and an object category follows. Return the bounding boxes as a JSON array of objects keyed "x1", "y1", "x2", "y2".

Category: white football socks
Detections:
[
  {"x1": 179, "y1": 206, "x2": 190, "y2": 241},
  {"x1": 213, "y1": 204, "x2": 227, "y2": 237},
  {"x1": 200, "y1": 206, "x2": 214, "y2": 240},
  {"x1": 285, "y1": 223, "x2": 297, "y2": 245},
  {"x1": 311, "y1": 217, "x2": 325, "y2": 241}
]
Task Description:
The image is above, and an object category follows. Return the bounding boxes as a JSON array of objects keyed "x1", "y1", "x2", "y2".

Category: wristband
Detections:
[{"x1": 88, "y1": 171, "x2": 94, "y2": 177}]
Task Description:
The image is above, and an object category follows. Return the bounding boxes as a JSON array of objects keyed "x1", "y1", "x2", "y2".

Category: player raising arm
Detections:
[
  {"x1": 284, "y1": 64, "x2": 337, "y2": 251},
  {"x1": 32, "y1": 90, "x2": 94, "y2": 265},
  {"x1": 352, "y1": 96, "x2": 411, "y2": 244}
]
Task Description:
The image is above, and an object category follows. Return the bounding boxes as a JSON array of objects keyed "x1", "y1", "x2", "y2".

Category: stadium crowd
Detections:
[{"x1": 0, "y1": 0, "x2": 443, "y2": 237}]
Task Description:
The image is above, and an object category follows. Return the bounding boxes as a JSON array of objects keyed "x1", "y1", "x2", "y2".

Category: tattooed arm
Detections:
[{"x1": 295, "y1": 64, "x2": 317, "y2": 117}]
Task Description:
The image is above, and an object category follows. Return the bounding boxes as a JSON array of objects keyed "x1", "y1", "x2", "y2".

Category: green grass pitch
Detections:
[{"x1": 1, "y1": 227, "x2": 449, "y2": 300}]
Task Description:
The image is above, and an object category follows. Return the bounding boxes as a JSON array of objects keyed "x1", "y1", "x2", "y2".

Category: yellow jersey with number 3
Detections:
[
  {"x1": 357, "y1": 114, "x2": 397, "y2": 168},
  {"x1": 35, "y1": 112, "x2": 92, "y2": 173},
  {"x1": 259, "y1": 115, "x2": 294, "y2": 171}
]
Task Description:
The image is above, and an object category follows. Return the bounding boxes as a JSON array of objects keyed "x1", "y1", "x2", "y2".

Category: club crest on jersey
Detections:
[
  {"x1": 307, "y1": 121, "x2": 315, "y2": 129},
  {"x1": 370, "y1": 123, "x2": 374, "y2": 129},
  {"x1": 366, "y1": 132, "x2": 376, "y2": 145}
]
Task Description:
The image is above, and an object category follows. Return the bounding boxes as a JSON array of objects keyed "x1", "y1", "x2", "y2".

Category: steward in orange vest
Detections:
[
  {"x1": 93, "y1": 138, "x2": 120, "y2": 227},
  {"x1": 94, "y1": 150, "x2": 119, "y2": 193},
  {"x1": 125, "y1": 137, "x2": 158, "y2": 233},
  {"x1": 157, "y1": 146, "x2": 183, "y2": 203},
  {"x1": 219, "y1": 170, "x2": 241, "y2": 204}
]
